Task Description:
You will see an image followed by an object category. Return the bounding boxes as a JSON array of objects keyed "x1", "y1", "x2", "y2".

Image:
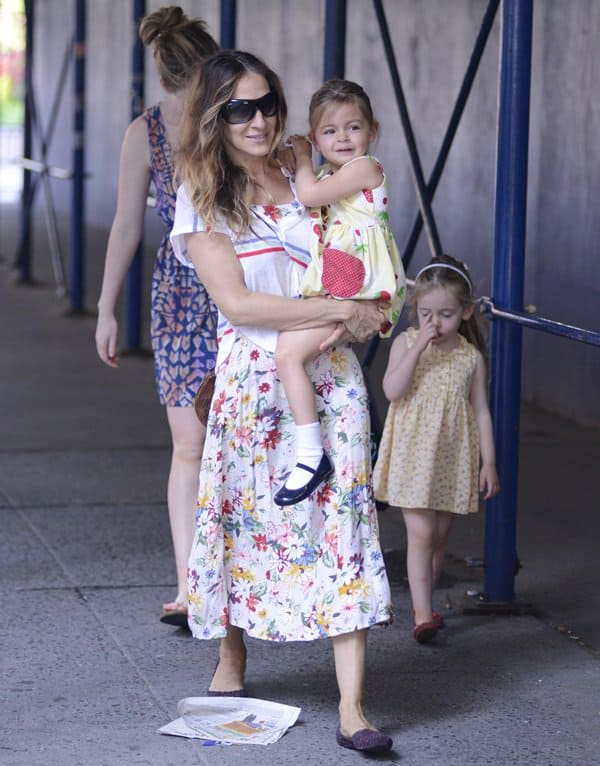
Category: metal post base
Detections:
[{"x1": 449, "y1": 591, "x2": 536, "y2": 616}]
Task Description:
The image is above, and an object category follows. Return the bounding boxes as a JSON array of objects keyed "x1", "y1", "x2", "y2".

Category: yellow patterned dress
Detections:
[{"x1": 373, "y1": 328, "x2": 480, "y2": 514}]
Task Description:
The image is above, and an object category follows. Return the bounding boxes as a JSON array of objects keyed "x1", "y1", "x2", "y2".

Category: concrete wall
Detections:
[{"x1": 29, "y1": 0, "x2": 599, "y2": 425}]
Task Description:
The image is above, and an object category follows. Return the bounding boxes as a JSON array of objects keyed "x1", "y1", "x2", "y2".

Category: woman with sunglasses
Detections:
[{"x1": 171, "y1": 50, "x2": 394, "y2": 754}]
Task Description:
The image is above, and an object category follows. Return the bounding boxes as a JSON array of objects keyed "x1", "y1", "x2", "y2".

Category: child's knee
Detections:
[{"x1": 275, "y1": 340, "x2": 293, "y2": 374}]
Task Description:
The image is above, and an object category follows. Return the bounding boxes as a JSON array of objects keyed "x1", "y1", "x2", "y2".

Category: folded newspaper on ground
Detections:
[{"x1": 158, "y1": 696, "x2": 301, "y2": 745}]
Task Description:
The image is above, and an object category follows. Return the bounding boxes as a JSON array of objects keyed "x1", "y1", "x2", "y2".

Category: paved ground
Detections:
[{"x1": 1, "y1": 215, "x2": 599, "y2": 765}]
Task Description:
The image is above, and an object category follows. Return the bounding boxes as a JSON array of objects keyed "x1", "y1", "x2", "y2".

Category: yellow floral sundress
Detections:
[
  {"x1": 300, "y1": 156, "x2": 406, "y2": 336},
  {"x1": 373, "y1": 328, "x2": 480, "y2": 514}
]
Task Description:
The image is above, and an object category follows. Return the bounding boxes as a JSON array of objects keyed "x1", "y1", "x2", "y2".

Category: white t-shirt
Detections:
[{"x1": 170, "y1": 181, "x2": 312, "y2": 363}]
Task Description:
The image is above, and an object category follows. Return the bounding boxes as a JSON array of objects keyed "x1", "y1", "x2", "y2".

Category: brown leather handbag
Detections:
[
  {"x1": 193, "y1": 367, "x2": 216, "y2": 426},
  {"x1": 193, "y1": 307, "x2": 217, "y2": 426}
]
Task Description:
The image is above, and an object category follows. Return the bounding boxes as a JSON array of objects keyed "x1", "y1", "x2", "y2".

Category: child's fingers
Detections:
[
  {"x1": 319, "y1": 322, "x2": 349, "y2": 350},
  {"x1": 480, "y1": 471, "x2": 500, "y2": 499},
  {"x1": 480, "y1": 472, "x2": 491, "y2": 498}
]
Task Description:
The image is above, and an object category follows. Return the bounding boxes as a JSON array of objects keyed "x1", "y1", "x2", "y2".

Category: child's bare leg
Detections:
[
  {"x1": 402, "y1": 508, "x2": 436, "y2": 625},
  {"x1": 276, "y1": 326, "x2": 330, "y2": 425},
  {"x1": 432, "y1": 511, "x2": 453, "y2": 589},
  {"x1": 274, "y1": 325, "x2": 335, "y2": 502}
]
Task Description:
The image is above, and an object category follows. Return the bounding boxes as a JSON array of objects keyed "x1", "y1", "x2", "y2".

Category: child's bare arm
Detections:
[
  {"x1": 470, "y1": 351, "x2": 500, "y2": 499},
  {"x1": 287, "y1": 137, "x2": 383, "y2": 207},
  {"x1": 382, "y1": 321, "x2": 435, "y2": 402}
]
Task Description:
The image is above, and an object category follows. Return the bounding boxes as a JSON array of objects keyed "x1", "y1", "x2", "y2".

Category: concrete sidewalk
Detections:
[{"x1": 1, "y1": 255, "x2": 599, "y2": 766}]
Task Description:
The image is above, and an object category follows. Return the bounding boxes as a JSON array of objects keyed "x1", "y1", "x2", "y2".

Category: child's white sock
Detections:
[{"x1": 285, "y1": 422, "x2": 324, "y2": 490}]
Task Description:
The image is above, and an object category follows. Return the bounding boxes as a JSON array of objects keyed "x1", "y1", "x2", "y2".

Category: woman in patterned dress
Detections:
[
  {"x1": 170, "y1": 50, "x2": 394, "y2": 754},
  {"x1": 95, "y1": 7, "x2": 219, "y2": 626}
]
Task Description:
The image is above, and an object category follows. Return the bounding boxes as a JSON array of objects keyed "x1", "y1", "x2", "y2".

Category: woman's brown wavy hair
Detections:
[
  {"x1": 176, "y1": 50, "x2": 288, "y2": 235},
  {"x1": 139, "y1": 5, "x2": 219, "y2": 93}
]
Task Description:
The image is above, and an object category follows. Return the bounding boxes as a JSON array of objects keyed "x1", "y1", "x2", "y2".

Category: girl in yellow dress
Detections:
[
  {"x1": 373, "y1": 255, "x2": 500, "y2": 643},
  {"x1": 274, "y1": 79, "x2": 406, "y2": 507}
]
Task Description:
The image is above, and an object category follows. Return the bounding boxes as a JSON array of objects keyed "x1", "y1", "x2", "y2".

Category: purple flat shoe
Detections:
[
  {"x1": 206, "y1": 688, "x2": 247, "y2": 697},
  {"x1": 336, "y1": 725, "x2": 393, "y2": 753}
]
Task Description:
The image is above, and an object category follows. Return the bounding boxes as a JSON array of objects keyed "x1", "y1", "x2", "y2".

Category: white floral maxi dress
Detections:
[{"x1": 171, "y1": 184, "x2": 393, "y2": 642}]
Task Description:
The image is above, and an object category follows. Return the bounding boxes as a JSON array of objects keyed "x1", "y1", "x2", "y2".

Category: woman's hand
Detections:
[
  {"x1": 95, "y1": 313, "x2": 120, "y2": 368},
  {"x1": 346, "y1": 300, "x2": 389, "y2": 342},
  {"x1": 319, "y1": 300, "x2": 388, "y2": 350}
]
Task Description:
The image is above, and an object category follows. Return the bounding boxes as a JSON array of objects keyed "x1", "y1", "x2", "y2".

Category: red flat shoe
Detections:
[
  {"x1": 413, "y1": 609, "x2": 445, "y2": 629},
  {"x1": 413, "y1": 621, "x2": 438, "y2": 644},
  {"x1": 432, "y1": 611, "x2": 445, "y2": 629}
]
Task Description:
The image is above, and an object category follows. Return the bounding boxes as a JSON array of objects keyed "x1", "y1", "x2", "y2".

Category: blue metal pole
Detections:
[
  {"x1": 372, "y1": 0, "x2": 442, "y2": 258},
  {"x1": 220, "y1": 0, "x2": 236, "y2": 48},
  {"x1": 323, "y1": 0, "x2": 346, "y2": 79},
  {"x1": 401, "y1": 0, "x2": 499, "y2": 269},
  {"x1": 124, "y1": 0, "x2": 146, "y2": 350},
  {"x1": 484, "y1": 0, "x2": 533, "y2": 602},
  {"x1": 69, "y1": 0, "x2": 86, "y2": 312},
  {"x1": 15, "y1": 0, "x2": 34, "y2": 281}
]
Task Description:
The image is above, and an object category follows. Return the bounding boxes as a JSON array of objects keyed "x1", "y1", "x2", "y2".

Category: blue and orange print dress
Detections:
[{"x1": 145, "y1": 104, "x2": 217, "y2": 407}]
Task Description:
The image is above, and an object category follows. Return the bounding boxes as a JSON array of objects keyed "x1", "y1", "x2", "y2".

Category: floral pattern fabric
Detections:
[
  {"x1": 170, "y1": 190, "x2": 393, "y2": 641},
  {"x1": 145, "y1": 104, "x2": 217, "y2": 406},
  {"x1": 189, "y1": 334, "x2": 393, "y2": 641}
]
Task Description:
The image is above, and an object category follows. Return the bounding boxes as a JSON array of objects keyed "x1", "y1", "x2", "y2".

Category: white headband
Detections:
[{"x1": 415, "y1": 262, "x2": 473, "y2": 294}]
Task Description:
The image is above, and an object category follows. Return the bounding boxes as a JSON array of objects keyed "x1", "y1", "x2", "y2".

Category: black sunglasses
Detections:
[{"x1": 221, "y1": 90, "x2": 278, "y2": 125}]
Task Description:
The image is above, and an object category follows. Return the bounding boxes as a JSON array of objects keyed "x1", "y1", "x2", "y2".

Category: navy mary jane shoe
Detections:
[{"x1": 273, "y1": 452, "x2": 333, "y2": 507}]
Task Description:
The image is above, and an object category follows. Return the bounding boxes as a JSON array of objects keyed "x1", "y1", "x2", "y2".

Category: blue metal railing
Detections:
[
  {"x1": 69, "y1": 0, "x2": 86, "y2": 314},
  {"x1": 373, "y1": 0, "x2": 442, "y2": 258},
  {"x1": 400, "y1": 0, "x2": 500, "y2": 269},
  {"x1": 220, "y1": 0, "x2": 237, "y2": 48},
  {"x1": 480, "y1": 300, "x2": 600, "y2": 346},
  {"x1": 323, "y1": 0, "x2": 346, "y2": 80},
  {"x1": 15, "y1": 0, "x2": 71, "y2": 296},
  {"x1": 12, "y1": 0, "x2": 597, "y2": 604},
  {"x1": 123, "y1": 0, "x2": 146, "y2": 350},
  {"x1": 365, "y1": 0, "x2": 599, "y2": 606},
  {"x1": 484, "y1": 0, "x2": 533, "y2": 603}
]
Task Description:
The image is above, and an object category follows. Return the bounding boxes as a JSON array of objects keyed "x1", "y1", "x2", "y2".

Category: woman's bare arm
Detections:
[
  {"x1": 184, "y1": 230, "x2": 383, "y2": 342},
  {"x1": 96, "y1": 117, "x2": 151, "y2": 366}
]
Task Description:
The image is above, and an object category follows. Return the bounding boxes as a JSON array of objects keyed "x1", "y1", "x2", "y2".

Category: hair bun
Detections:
[{"x1": 139, "y1": 5, "x2": 187, "y2": 46}]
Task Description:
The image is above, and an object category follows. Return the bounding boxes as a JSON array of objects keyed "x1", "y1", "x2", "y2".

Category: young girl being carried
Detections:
[
  {"x1": 373, "y1": 254, "x2": 500, "y2": 643},
  {"x1": 274, "y1": 79, "x2": 406, "y2": 507}
]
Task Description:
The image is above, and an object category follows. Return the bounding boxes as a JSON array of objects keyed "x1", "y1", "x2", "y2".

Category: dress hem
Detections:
[{"x1": 189, "y1": 614, "x2": 393, "y2": 643}]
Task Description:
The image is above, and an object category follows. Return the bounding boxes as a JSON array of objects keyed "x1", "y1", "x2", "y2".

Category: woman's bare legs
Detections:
[
  {"x1": 332, "y1": 629, "x2": 379, "y2": 735},
  {"x1": 209, "y1": 627, "x2": 247, "y2": 693},
  {"x1": 164, "y1": 405, "x2": 206, "y2": 609}
]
